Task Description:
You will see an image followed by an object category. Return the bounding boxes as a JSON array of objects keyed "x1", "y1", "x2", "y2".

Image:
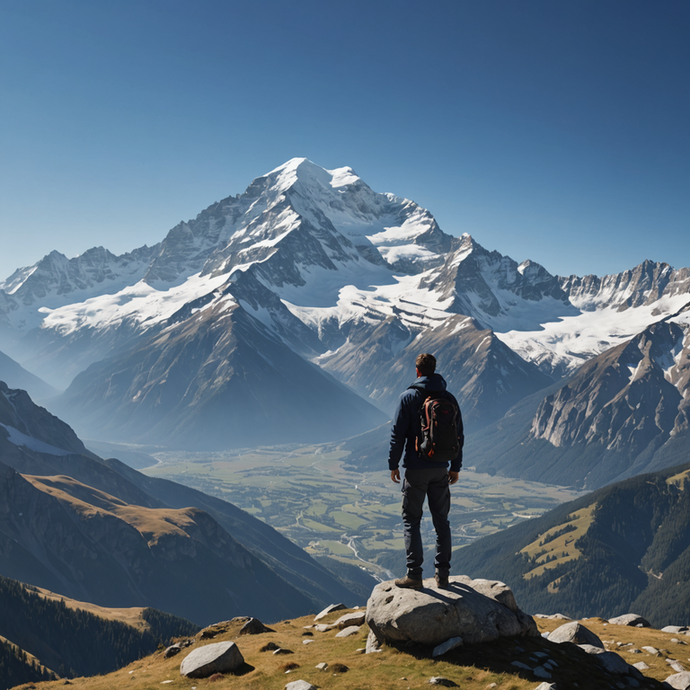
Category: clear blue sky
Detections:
[{"x1": 1, "y1": 0, "x2": 688, "y2": 282}]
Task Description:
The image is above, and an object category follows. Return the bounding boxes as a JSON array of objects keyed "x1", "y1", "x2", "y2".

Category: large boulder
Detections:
[
  {"x1": 365, "y1": 576, "x2": 538, "y2": 647},
  {"x1": 180, "y1": 641, "x2": 244, "y2": 678}
]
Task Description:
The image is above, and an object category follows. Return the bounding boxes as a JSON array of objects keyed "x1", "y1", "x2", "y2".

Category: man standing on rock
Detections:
[{"x1": 389, "y1": 353, "x2": 463, "y2": 589}]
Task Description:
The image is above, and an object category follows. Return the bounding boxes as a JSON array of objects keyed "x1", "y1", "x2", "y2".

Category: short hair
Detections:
[{"x1": 415, "y1": 353, "x2": 436, "y2": 376}]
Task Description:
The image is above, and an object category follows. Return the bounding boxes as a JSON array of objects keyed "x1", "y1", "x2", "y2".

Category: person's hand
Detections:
[
  {"x1": 448, "y1": 471, "x2": 459, "y2": 485},
  {"x1": 391, "y1": 469, "x2": 401, "y2": 483}
]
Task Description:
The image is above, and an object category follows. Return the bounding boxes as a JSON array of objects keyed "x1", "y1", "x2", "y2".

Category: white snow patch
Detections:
[
  {"x1": 0, "y1": 423, "x2": 72, "y2": 456},
  {"x1": 377, "y1": 244, "x2": 437, "y2": 265},
  {"x1": 329, "y1": 166, "x2": 360, "y2": 188},
  {"x1": 496, "y1": 294, "x2": 690, "y2": 377},
  {"x1": 38, "y1": 272, "x2": 228, "y2": 335}
]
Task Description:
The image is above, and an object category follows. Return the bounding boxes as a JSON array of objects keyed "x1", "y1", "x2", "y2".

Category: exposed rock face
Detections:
[
  {"x1": 179, "y1": 640, "x2": 244, "y2": 678},
  {"x1": 560, "y1": 261, "x2": 690, "y2": 312},
  {"x1": 475, "y1": 305, "x2": 690, "y2": 489},
  {"x1": 365, "y1": 576, "x2": 537, "y2": 648}
]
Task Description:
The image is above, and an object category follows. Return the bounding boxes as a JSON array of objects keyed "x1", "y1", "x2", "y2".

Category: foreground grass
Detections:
[{"x1": 12, "y1": 609, "x2": 685, "y2": 690}]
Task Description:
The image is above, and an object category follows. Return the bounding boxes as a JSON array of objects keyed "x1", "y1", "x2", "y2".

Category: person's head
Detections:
[{"x1": 415, "y1": 353, "x2": 436, "y2": 377}]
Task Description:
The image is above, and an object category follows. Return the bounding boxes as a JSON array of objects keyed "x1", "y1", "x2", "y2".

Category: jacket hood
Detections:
[{"x1": 409, "y1": 373, "x2": 447, "y2": 393}]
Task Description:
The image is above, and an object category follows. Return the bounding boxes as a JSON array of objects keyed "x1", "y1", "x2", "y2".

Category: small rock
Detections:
[
  {"x1": 315, "y1": 662, "x2": 328, "y2": 671},
  {"x1": 302, "y1": 639, "x2": 313, "y2": 645},
  {"x1": 597, "y1": 651, "x2": 631, "y2": 675},
  {"x1": 285, "y1": 681, "x2": 318, "y2": 690},
  {"x1": 164, "y1": 644, "x2": 182, "y2": 658},
  {"x1": 627, "y1": 648, "x2": 642, "y2": 654},
  {"x1": 180, "y1": 641, "x2": 244, "y2": 679},
  {"x1": 335, "y1": 625, "x2": 360, "y2": 638},
  {"x1": 549, "y1": 622, "x2": 603, "y2": 648},
  {"x1": 432, "y1": 636, "x2": 463, "y2": 657},
  {"x1": 664, "y1": 626, "x2": 690, "y2": 634},
  {"x1": 608, "y1": 614, "x2": 651, "y2": 628},
  {"x1": 333, "y1": 611, "x2": 366, "y2": 629},
  {"x1": 314, "y1": 624, "x2": 333, "y2": 633},
  {"x1": 273, "y1": 648, "x2": 294, "y2": 655},
  {"x1": 239, "y1": 618, "x2": 275, "y2": 635},
  {"x1": 260, "y1": 642, "x2": 280, "y2": 652},
  {"x1": 314, "y1": 603, "x2": 346, "y2": 621},
  {"x1": 534, "y1": 684, "x2": 557, "y2": 690},
  {"x1": 668, "y1": 660, "x2": 687, "y2": 673},
  {"x1": 428, "y1": 677, "x2": 458, "y2": 687},
  {"x1": 665, "y1": 672, "x2": 690, "y2": 690},
  {"x1": 510, "y1": 661, "x2": 532, "y2": 670},
  {"x1": 534, "y1": 613, "x2": 572, "y2": 620},
  {"x1": 632, "y1": 661, "x2": 649, "y2": 671},
  {"x1": 641, "y1": 646, "x2": 660, "y2": 656}
]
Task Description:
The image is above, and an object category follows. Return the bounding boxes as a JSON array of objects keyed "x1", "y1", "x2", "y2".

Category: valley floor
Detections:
[{"x1": 141, "y1": 443, "x2": 583, "y2": 579}]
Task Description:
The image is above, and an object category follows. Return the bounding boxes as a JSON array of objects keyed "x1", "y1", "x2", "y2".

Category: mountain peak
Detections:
[{"x1": 265, "y1": 158, "x2": 363, "y2": 195}]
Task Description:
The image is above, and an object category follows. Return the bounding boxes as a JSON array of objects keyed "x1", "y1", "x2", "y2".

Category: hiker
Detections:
[{"x1": 388, "y1": 353, "x2": 463, "y2": 589}]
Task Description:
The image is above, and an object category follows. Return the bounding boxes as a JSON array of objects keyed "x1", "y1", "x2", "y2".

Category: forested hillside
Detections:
[
  {"x1": 458, "y1": 462, "x2": 690, "y2": 627},
  {"x1": 0, "y1": 575, "x2": 199, "y2": 688},
  {"x1": 0, "y1": 636, "x2": 55, "y2": 690}
]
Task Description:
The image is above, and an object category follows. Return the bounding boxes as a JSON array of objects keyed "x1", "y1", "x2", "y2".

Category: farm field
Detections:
[{"x1": 143, "y1": 444, "x2": 583, "y2": 580}]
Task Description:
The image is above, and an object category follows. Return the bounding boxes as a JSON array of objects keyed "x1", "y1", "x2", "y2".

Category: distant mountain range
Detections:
[
  {"x1": 0, "y1": 380, "x2": 366, "y2": 626},
  {"x1": 459, "y1": 461, "x2": 690, "y2": 628},
  {"x1": 0, "y1": 157, "x2": 688, "y2": 481}
]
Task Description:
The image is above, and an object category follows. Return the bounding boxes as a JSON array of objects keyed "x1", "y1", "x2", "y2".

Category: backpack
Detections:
[{"x1": 411, "y1": 388, "x2": 461, "y2": 462}]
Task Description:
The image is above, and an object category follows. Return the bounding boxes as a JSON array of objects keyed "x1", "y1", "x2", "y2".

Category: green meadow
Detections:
[{"x1": 144, "y1": 444, "x2": 582, "y2": 580}]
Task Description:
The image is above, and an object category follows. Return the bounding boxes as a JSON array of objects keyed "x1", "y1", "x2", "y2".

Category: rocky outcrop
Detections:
[
  {"x1": 179, "y1": 640, "x2": 244, "y2": 678},
  {"x1": 365, "y1": 576, "x2": 537, "y2": 648}
]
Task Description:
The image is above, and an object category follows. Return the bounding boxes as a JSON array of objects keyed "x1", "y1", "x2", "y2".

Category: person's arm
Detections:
[{"x1": 388, "y1": 394, "x2": 410, "y2": 481}]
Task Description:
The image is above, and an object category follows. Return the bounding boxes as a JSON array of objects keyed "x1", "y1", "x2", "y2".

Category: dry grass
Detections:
[
  {"x1": 10, "y1": 608, "x2": 685, "y2": 690},
  {"x1": 519, "y1": 504, "x2": 596, "y2": 580},
  {"x1": 666, "y1": 468, "x2": 690, "y2": 487},
  {"x1": 29, "y1": 586, "x2": 149, "y2": 631},
  {"x1": 24, "y1": 473, "x2": 207, "y2": 547}
]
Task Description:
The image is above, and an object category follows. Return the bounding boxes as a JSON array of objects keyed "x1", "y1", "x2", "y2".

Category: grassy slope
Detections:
[
  {"x1": 7, "y1": 608, "x2": 685, "y2": 690},
  {"x1": 0, "y1": 575, "x2": 199, "y2": 684}
]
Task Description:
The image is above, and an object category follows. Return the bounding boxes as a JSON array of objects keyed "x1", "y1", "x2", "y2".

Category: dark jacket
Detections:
[{"x1": 388, "y1": 373, "x2": 464, "y2": 473}]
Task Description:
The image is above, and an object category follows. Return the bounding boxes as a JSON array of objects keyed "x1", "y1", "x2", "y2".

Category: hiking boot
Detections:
[
  {"x1": 394, "y1": 575, "x2": 423, "y2": 589},
  {"x1": 435, "y1": 572, "x2": 449, "y2": 589}
]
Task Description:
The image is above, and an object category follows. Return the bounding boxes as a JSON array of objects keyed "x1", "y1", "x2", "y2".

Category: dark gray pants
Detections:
[{"x1": 401, "y1": 467, "x2": 451, "y2": 578}]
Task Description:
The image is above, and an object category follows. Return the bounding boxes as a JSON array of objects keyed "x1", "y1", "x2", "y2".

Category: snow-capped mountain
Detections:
[
  {"x1": 471, "y1": 303, "x2": 690, "y2": 489},
  {"x1": 1, "y1": 158, "x2": 689, "y2": 454}
]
